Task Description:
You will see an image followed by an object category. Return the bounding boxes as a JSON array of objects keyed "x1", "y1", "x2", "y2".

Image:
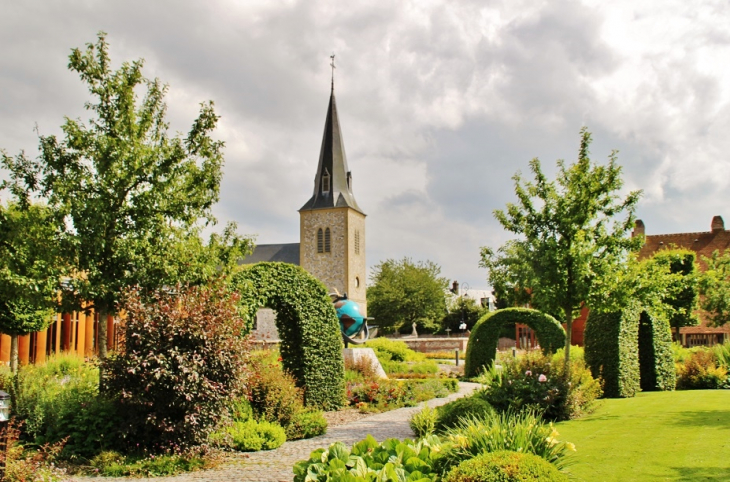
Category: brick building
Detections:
[{"x1": 634, "y1": 215, "x2": 730, "y2": 346}]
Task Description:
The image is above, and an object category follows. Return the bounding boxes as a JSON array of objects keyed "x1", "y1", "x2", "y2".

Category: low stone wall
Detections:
[{"x1": 398, "y1": 337, "x2": 469, "y2": 353}]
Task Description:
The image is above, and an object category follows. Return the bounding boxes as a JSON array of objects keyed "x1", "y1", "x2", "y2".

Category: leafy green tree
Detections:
[
  {"x1": 367, "y1": 258, "x2": 449, "y2": 335},
  {"x1": 699, "y1": 249, "x2": 730, "y2": 327},
  {"x1": 441, "y1": 296, "x2": 484, "y2": 334},
  {"x1": 652, "y1": 249, "x2": 699, "y2": 341},
  {"x1": 481, "y1": 128, "x2": 642, "y2": 364},
  {"x1": 0, "y1": 202, "x2": 64, "y2": 371},
  {"x1": 2, "y1": 33, "x2": 250, "y2": 357}
]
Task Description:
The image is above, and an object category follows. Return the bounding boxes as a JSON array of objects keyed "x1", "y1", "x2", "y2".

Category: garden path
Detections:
[{"x1": 70, "y1": 382, "x2": 480, "y2": 482}]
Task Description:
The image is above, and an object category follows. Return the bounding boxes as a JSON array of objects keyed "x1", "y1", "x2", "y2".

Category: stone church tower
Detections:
[{"x1": 299, "y1": 84, "x2": 367, "y2": 313}]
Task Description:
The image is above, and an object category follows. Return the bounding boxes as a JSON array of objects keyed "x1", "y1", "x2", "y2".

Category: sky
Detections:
[{"x1": 2, "y1": 0, "x2": 730, "y2": 289}]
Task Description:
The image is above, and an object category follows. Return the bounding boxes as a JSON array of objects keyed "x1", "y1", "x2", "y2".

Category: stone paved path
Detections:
[{"x1": 72, "y1": 382, "x2": 479, "y2": 482}]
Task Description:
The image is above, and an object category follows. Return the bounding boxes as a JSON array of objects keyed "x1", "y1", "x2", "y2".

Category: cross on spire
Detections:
[{"x1": 330, "y1": 53, "x2": 336, "y2": 92}]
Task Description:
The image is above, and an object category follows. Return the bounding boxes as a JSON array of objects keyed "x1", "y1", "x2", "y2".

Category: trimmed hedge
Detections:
[
  {"x1": 638, "y1": 311, "x2": 676, "y2": 391},
  {"x1": 464, "y1": 308, "x2": 566, "y2": 377},
  {"x1": 584, "y1": 303, "x2": 641, "y2": 398},
  {"x1": 444, "y1": 450, "x2": 569, "y2": 482},
  {"x1": 232, "y1": 262, "x2": 345, "y2": 410}
]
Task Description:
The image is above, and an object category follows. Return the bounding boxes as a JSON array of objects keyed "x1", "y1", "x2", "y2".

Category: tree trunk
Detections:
[
  {"x1": 98, "y1": 310, "x2": 108, "y2": 359},
  {"x1": 10, "y1": 335, "x2": 18, "y2": 373},
  {"x1": 564, "y1": 304, "x2": 573, "y2": 378}
]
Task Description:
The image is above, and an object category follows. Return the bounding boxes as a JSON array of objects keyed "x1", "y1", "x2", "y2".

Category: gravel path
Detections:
[{"x1": 70, "y1": 382, "x2": 480, "y2": 482}]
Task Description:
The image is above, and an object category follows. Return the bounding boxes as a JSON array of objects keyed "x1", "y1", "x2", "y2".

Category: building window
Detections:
[
  {"x1": 322, "y1": 169, "x2": 330, "y2": 194},
  {"x1": 355, "y1": 276, "x2": 360, "y2": 288},
  {"x1": 317, "y1": 228, "x2": 324, "y2": 253},
  {"x1": 354, "y1": 230, "x2": 360, "y2": 255},
  {"x1": 324, "y1": 228, "x2": 331, "y2": 253}
]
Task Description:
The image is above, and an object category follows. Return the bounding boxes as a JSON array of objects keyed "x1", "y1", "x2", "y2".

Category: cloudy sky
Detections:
[{"x1": 2, "y1": 0, "x2": 729, "y2": 289}]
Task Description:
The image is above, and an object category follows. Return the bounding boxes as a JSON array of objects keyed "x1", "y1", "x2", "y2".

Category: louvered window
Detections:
[
  {"x1": 324, "y1": 228, "x2": 331, "y2": 253},
  {"x1": 354, "y1": 230, "x2": 360, "y2": 255},
  {"x1": 317, "y1": 228, "x2": 324, "y2": 253},
  {"x1": 322, "y1": 169, "x2": 330, "y2": 194}
]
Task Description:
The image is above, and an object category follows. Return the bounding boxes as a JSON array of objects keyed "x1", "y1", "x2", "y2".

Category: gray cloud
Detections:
[{"x1": 2, "y1": 0, "x2": 730, "y2": 288}]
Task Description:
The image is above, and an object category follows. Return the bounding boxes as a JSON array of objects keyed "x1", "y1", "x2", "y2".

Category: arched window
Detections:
[
  {"x1": 322, "y1": 169, "x2": 330, "y2": 194},
  {"x1": 324, "y1": 228, "x2": 331, "y2": 253},
  {"x1": 317, "y1": 228, "x2": 324, "y2": 253}
]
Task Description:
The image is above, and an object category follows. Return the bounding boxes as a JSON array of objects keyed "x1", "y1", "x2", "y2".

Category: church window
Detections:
[
  {"x1": 317, "y1": 228, "x2": 324, "y2": 253},
  {"x1": 355, "y1": 276, "x2": 360, "y2": 288},
  {"x1": 322, "y1": 169, "x2": 330, "y2": 194},
  {"x1": 325, "y1": 228, "x2": 331, "y2": 252},
  {"x1": 354, "y1": 230, "x2": 360, "y2": 255}
]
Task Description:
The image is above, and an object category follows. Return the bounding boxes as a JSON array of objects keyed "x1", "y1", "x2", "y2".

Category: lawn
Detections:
[{"x1": 556, "y1": 390, "x2": 730, "y2": 481}]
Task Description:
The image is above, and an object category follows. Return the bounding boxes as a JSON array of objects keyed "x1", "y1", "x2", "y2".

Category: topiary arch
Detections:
[
  {"x1": 231, "y1": 262, "x2": 345, "y2": 410},
  {"x1": 638, "y1": 311, "x2": 676, "y2": 392},
  {"x1": 464, "y1": 308, "x2": 566, "y2": 377}
]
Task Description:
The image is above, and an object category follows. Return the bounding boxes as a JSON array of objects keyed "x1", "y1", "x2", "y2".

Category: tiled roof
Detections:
[{"x1": 241, "y1": 243, "x2": 300, "y2": 265}]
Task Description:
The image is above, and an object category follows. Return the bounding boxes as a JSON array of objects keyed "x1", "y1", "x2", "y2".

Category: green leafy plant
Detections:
[
  {"x1": 101, "y1": 284, "x2": 250, "y2": 450},
  {"x1": 286, "y1": 410, "x2": 328, "y2": 440},
  {"x1": 347, "y1": 379, "x2": 457, "y2": 413},
  {"x1": 381, "y1": 359, "x2": 438, "y2": 376},
  {"x1": 443, "y1": 450, "x2": 569, "y2": 482},
  {"x1": 1, "y1": 421, "x2": 68, "y2": 482},
  {"x1": 712, "y1": 341, "x2": 730, "y2": 370},
  {"x1": 12, "y1": 353, "x2": 120, "y2": 458},
  {"x1": 464, "y1": 308, "x2": 565, "y2": 377},
  {"x1": 211, "y1": 419, "x2": 286, "y2": 452},
  {"x1": 437, "y1": 411, "x2": 575, "y2": 474},
  {"x1": 293, "y1": 434, "x2": 443, "y2": 482},
  {"x1": 233, "y1": 262, "x2": 345, "y2": 410},
  {"x1": 409, "y1": 404, "x2": 438, "y2": 438}
]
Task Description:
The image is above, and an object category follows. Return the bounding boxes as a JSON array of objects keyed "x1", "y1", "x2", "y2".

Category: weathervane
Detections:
[{"x1": 330, "y1": 53, "x2": 336, "y2": 91}]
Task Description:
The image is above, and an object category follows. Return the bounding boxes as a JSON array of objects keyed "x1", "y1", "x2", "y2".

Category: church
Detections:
[{"x1": 244, "y1": 79, "x2": 368, "y2": 332}]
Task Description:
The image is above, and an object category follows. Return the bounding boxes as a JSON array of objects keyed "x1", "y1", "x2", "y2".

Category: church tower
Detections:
[{"x1": 299, "y1": 77, "x2": 367, "y2": 313}]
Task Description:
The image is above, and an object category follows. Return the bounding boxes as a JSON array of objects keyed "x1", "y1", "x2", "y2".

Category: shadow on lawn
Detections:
[
  {"x1": 668, "y1": 466, "x2": 730, "y2": 480},
  {"x1": 668, "y1": 409, "x2": 730, "y2": 428}
]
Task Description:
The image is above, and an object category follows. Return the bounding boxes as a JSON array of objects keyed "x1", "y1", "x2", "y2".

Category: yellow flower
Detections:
[{"x1": 566, "y1": 442, "x2": 576, "y2": 452}]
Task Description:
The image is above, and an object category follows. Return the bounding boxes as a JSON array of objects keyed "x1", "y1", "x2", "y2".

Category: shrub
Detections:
[
  {"x1": 676, "y1": 350, "x2": 727, "y2": 389},
  {"x1": 90, "y1": 450, "x2": 208, "y2": 477},
  {"x1": 435, "y1": 397, "x2": 494, "y2": 432},
  {"x1": 101, "y1": 284, "x2": 250, "y2": 450},
  {"x1": 293, "y1": 434, "x2": 443, "y2": 482},
  {"x1": 712, "y1": 341, "x2": 730, "y2": 370},
  {"x1": 1, "y1": 422, "x2": 67, "y2": 482},
  {"x1": 465, "y1": 308, "x2": 565, "y2": 377},
  {"x1": 481, "y1": 351, "x2": 601, "y2": 421},
  {"x1": 285, "y1": 410, "x2": 328, "y2": 440},
  {"x1": 444, "y1": 450, "x2": 569, "y2": 482},
  {"x1": 233, "y1": 262, "x2": 345, "y2": 410},
  {"x1": 344, "y1": 353, "x2": 379, "y2": 380},
  {"x1": 12, "y1": 353, "x2": 120, "y2": 458},
  {"x1": 381, "y1": 359, "x2": 439, "y2": 375},
  {"x1": 437, "y1": 411, "x2": 575, "y2": 474},
  {"x1": 584, "y1": 305, "x2": 642, "y2": 398},
  {"x1": 363, "y1": 338, "x2": 425, "y2": 362},
  {"x1": 247, "y1": 351, "x2": 305, "y2": 429},
  {"x1": 638, "y1": 311, "x2": 676, "y2": 391},
  {"x1": 347, "y1": 378, "x2": 457, "y2": 412},
  {"x1": 217, "y1": 419, "x2": 286, "y2": 451},
  {"x1": 409, "y1": 404, "x2": 438, "y2": 438}
]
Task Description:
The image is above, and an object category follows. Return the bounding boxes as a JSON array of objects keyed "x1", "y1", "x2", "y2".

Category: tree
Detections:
[
  {"x1": 0, "y1": 202, "x2": 64, "y2": 371},
  {"x1": 2, "y1": 33, "x2": 250, "y2": 357},
  {"x1": 367, "y1": 258, "x2": 449, "y2": 335},
  {"x1": 699, "y1": 249, "x2": 730, "y2": 326},
  {"x1": 481, "y1": 128, "x2": 642, "y2": 364},
  {"x1": 652, "y1": 249, "x2": 699, "y2": 341},
  {"x1": 441, "y1": 296, "x2": 484, "y2": 334}
]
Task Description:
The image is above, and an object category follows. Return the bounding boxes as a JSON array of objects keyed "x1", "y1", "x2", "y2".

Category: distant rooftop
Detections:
[{"x1": 242, "y1": 243, "x2": 300, "y2": 265}]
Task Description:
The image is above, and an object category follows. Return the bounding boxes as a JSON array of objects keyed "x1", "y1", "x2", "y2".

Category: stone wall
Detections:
[
  {"x1": 346, "y1": 210, "x2": 367, "y2": 313},
  {"x1": 398, "y1": 337, "x2": 469, "y2": 353},
  {"x1": 300, "y1": 208, "x2": 347, "y2": 296}
]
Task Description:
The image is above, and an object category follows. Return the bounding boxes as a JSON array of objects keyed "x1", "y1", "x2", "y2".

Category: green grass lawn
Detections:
[{"x1": 556, "y1": 390, "x2": 730, "y2": 481}]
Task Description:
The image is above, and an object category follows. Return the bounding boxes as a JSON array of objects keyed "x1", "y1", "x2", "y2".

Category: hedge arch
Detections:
[
  {"x1": 584, "y1": 303, "x2": 641, "y2": 398},
  {"x1": 638, "y1": 311, "x2": 676, "y2": 392},
  {"x1": 464, "y1": 308, "x2": 566, "y2": 377},
  {"x1": 231, "y1": 262, "x2": 345, "y2": 410}
]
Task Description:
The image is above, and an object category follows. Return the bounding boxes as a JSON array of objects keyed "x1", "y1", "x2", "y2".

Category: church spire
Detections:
[{"x1": 300, "y1": 62, "x2": 363, "y2": 214}]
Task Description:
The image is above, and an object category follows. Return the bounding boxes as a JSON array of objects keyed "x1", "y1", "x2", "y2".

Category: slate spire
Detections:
[{"x1": 300, "y1": 80, "x2": 363, "y2": 214}]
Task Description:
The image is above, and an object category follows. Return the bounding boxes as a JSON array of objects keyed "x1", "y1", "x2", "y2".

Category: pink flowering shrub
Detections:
[{"x1": 481, "y1": 351, "x2": 601, "y2": 421}]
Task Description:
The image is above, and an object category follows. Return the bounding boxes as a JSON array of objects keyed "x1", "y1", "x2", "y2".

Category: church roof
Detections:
[
  {"x1": 299, "y1": 87, "x2": 364, "y2": 215},
  {"x1": 242, "y1": 243, "x2": 300, "y2": 265}
]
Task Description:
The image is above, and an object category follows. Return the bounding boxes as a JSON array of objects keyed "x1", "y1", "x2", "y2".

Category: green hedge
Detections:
[
  {"x1": 638, "y1": 311, "x2": 676, "y2": 391},
  {"x1": 584, "y1": 304, "x2": 641, "y2": 398},
  {"x1": 464, "y1": 308, "x2": 566, "y2": 377},
  {"x1": 232, "y1": 262, "x2": 345, "y2": 410},
  {"x1": 444, "y1": 450, "x2": 569, "y2": 482}
]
